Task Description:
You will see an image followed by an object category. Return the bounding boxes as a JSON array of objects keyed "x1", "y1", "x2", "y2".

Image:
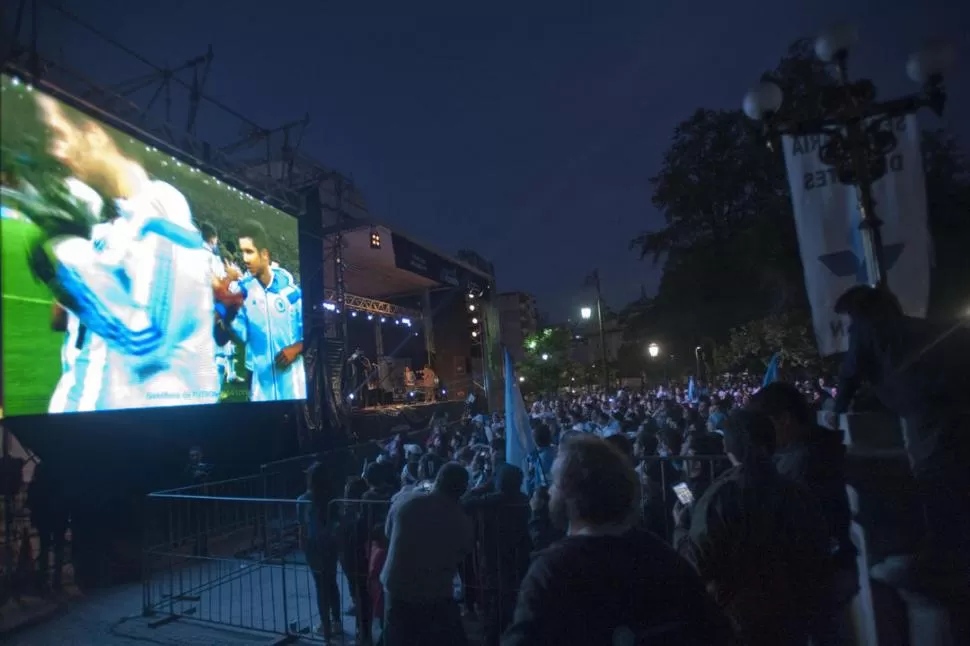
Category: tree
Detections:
[
  {"x1": 714, "y1": 310, "x2": 819, "y2": 374},
  {"x1": 517, "y1": 327, "x2": 577, "y2": 393},
  {"x1": 630, "y1": 41, "x2": 834, "y2": 358}
]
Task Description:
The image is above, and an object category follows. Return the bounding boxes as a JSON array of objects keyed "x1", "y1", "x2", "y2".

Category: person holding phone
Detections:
[{"x1": 673, "y1": 410, "x2": 830, "y2": 646}]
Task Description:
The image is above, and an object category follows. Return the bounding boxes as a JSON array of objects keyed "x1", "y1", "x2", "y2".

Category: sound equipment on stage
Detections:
[{"x1": 378, "y1": 356, "x2": 410, "y2": 392}]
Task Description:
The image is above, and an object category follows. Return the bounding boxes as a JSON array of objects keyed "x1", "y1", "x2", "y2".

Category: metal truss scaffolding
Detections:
[{"x1": 324, "y1": 290, "x2": 422, "y2": 320}]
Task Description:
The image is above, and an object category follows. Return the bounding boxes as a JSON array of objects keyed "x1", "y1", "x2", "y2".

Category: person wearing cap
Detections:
[{"x1": 381, "y1": 462, "x2": 473, "y2": 646}]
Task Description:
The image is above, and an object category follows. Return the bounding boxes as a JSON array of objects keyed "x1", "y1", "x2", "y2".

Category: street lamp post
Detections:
[
  {"x1": 581, "y1": 271, "x2": 610, "y2": 392},
  {"x1": 742, "y1": 25, "x2": 951, "y2": 289},
  {"x1": 648, "y1": 342, "x2": 666, "y2": 383}
]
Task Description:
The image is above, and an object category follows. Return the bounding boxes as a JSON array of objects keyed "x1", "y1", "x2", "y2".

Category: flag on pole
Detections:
[
  {"x1": 687, "y1": 376, "x2": 696, "y2": 403},
  {"x1": 781, "y1": 115, "x2": 930, "y2": 356},
  {"x1": 763, "y1": 352, "x2": 781, "y2": 387},
  {"x1": 504, "y1": 349, "x2": 535, "y2": 494}
]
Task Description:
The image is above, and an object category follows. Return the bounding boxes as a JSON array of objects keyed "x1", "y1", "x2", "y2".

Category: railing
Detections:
[
  {"x1": 142, "y1": 492, "x2": 531, "y2": 644},
  {"x1": 142, "y1": 454, "x2": 731, "y2": 643}
]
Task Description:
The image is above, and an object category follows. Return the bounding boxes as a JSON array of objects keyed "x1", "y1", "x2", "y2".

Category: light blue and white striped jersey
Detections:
[
  {"x1": 51, "y1": 180, "x2": 219, "y2": 410},
  {"x1": 49, "y1": 220, "x2": 113, "y2": 413},
  {"x1": 230, "y1": 267, "x2": 305, "y2": 401}
]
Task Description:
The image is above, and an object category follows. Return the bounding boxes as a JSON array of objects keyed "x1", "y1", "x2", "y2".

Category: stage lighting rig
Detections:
[{"x1": 370, "y1": 227, "x2": 382, "y2": 249}]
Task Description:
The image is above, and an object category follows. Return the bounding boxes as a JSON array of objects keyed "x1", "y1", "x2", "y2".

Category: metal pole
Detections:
[
  {"x1": 593, "y1": 271, "x2": 609, "y2": 392},
  {"x1": 846, "y1": 122, "x2": 888, "y2": 289},
  {"x1": 835, "y1": 58, "x2": 888, "y2": 289}
]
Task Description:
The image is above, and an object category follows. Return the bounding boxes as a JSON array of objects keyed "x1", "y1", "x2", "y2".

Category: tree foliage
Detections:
[
  {"x1": 517, "y1": 327, "x2": 578, "y2": 393},
  {"x1": 714, "y1": 310, "x2": 819, "y2": 374}
]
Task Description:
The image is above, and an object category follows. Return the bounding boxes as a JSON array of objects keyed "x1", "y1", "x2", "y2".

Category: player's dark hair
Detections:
[
  {"x1": 238, "y1": 220, "x2": 270, "y2": 254},
  {"x1": 200, "y1": 222, "x2": 218, "y2": 243}
]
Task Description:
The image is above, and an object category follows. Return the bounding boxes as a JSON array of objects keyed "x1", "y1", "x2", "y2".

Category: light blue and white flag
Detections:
[
  {"x1": 763, "y1": 352, "x2": 781, "y2": 387},
  {"x1": 687, "y1": 376, "x2": 696, "y2": 403},
  {"x1": 504, "y1": 349, "x2": 535, "y2": 494},
  {"x1": 782, "y1": 115, "x2": 930, "y2": 356}
]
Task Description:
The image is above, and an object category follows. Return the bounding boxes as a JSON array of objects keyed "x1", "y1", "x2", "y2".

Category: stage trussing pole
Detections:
[
  {"x1": 422, "y1": 288, "x2": 435, "y2": 366},
  {"x1": 333, "y1": 178, "x2": 349, "y2": 356},
  {"x1": 374, "y1": 317, "x2": 385, "y2": 358}
]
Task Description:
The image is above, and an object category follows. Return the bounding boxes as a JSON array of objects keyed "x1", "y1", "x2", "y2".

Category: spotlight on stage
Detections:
[
  {"x1": 468, "y1": 304, "x2": 476, "y2": 312},
  {"x1": 323, "y1": 302, "x2": 336, "y2": 312},
  {"x1": 380, "y1": 317, "x2": 386, "y2": 323},
  {"x1": 471, "y1": 330, "x2": 479, "y2": 338},
  {"x1": 369, "y1": 227, "x2": 382, "y2": 249},
  {"x1": 367, "y1": 314, "x2": 374, "y2": 321},
  {"x1": 471, "y1": 317, "x2": 478, "y2": 324},
  {"x1": 402, "y1": 318, "x2": 412, "y2": 326},
  {"x1": 351, "y1": 311, "x2": 357, "y2": 317}
]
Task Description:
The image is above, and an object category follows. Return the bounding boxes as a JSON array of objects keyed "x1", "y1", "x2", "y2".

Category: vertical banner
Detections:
[{"x1": 783, "y1": 115, "x2": 930, "y2": 356}]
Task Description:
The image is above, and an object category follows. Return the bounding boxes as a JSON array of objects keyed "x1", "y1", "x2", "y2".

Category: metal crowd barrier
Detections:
[
  {"x1": 142, "y1": 453, "x2": 732, "y2": 643},
  {"x1": 141, "y1": 492, "x2": 532, "y2": 644}
]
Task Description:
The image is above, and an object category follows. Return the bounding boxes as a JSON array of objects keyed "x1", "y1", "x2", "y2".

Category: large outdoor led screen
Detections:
[{"x1": 0, "y1": 74, "x2": 306, "y2": 416}]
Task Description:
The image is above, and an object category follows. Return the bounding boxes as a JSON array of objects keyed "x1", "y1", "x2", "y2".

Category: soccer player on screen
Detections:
[
  {"x1": 214, "y1": 220, "x2": 305, "y2": 401},
  {"x1": 48, "y1": 178, "x2": 114, "y2": 413},
  {"x1": 34, "y1": 95, "x2": 219, "y2": 409}
]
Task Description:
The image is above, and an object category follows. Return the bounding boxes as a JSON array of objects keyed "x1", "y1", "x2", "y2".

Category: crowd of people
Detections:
[
  {"x1": 296, "y1": 374, "x2": 868, "y2": 646},
  {"x1": 294, "y1": 284, "x2": 970, "y2": 646}
]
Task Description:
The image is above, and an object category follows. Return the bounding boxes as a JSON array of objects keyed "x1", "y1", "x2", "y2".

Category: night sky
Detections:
[{"x1": 28, "y1": 0, "x2": 970, "y2": 319}]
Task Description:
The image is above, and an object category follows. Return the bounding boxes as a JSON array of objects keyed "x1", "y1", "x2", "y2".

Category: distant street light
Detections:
[
  {"x1": 580, "y1": 307, "x2": 593, "y2": 320},
  {"x1": 541, "y1": 353, "x2": 549, "y2": 361}
]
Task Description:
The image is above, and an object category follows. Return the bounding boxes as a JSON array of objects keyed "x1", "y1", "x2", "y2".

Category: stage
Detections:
[{"x1": 346, "y1": 400, "x2": 466, "y2": 442}]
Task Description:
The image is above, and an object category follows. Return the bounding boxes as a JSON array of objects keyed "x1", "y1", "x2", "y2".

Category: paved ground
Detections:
[
  {"x1": 6, "y1": 561, "x2": 485, "y2": 645},
  {"x1": 6, "y1": 580, "x2": 366, "y2": 645}
]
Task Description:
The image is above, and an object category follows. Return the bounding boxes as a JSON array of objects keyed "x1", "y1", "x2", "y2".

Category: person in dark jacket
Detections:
[
  {"x1": 674, "y1": 410, "x2": 830, "y2": 646},
  {"x1": 28, "y1": 460, "x2": 70, "y2": 593},
  {"x1": 639, "y1": 427, "x2": 684, "y2": 541},
  {"x1": 749, "y1": 382, "x2": 857, "y2": 646},
  {"x1": 502, "y1": 435, "x2": 734, "y2": 646},
  {"x1": 750, "y1": 383, "x2": 854, "y2": 558},
  {"x1": 831, "y1": 285, "x2": 970, "y2": 595},
  {"x1": 526, "y1": 487, "x2": 563, "y2": 553},
  {"x1": 463, "y1": 465, "x2": 531, "y2": 645}
]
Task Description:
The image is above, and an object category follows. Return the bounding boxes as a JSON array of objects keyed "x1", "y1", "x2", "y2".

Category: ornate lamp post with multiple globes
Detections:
[{"x1": 741, "y1": 24, "x2": 952, "y2": 290}]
